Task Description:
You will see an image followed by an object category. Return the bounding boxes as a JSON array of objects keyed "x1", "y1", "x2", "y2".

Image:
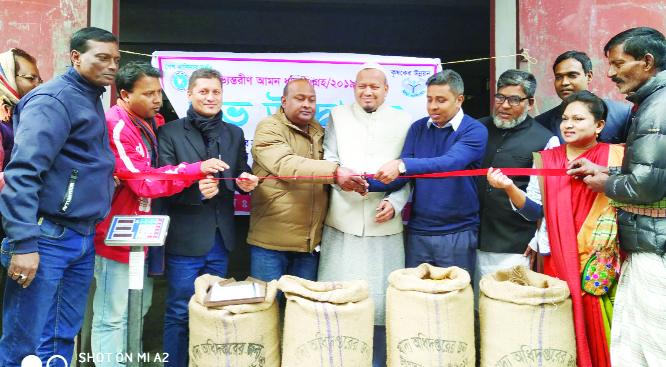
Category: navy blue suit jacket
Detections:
[{"x1": 535, "y1": 98, "x2": 632, "y2": 144}]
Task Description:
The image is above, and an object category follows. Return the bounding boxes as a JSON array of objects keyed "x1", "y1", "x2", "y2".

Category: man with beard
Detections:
[
  {"x1": 475, "y1": 69, "x2": 558, "y2": 295},
  {"x1": 318, "y1": 63, "x2": 412, "y2": 367},
  {"x1": 536, "y1": 50, "x2": 632, "y2": 144}
]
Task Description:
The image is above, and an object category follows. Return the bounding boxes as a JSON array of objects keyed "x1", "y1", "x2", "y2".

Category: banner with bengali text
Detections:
[{"x1": 153, "y1": 51, "x2": 441, "y2": 214}]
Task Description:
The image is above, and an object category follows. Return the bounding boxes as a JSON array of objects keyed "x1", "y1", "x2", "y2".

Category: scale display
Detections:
[{"x1": 104, "y1": 215, "x2": 170, "y2": 246}]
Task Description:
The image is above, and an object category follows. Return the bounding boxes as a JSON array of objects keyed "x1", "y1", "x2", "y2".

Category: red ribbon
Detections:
[{"x1": 114, "y1": 168, "x2": 569, "y2": 181}]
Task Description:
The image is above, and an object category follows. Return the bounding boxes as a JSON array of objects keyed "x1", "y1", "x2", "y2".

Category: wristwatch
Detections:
[{"x1": 398, "y1": 161, "x2": 406, "y2": 175}]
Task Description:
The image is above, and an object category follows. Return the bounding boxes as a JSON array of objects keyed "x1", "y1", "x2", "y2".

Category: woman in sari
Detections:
[{"x1": 487, "y1": 90, "x2": 624, "y2": 367}]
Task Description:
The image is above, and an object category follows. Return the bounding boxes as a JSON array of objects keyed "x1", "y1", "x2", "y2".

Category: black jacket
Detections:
[
  {"x1": 0, "y1": 67, "x2": 115, "y2": 254},
  {"x1": 604, "y1": 70, "x2": 666, "y2": 255},
  {"x1": 535, "y1": 98, "x2": 632, "y2": 145},
  {"x1": 157, "y1": 116, "x2": 250, "y2": 256},
  {"x1": 477, "y1": 115, "x2": 553, "y2": 253}
]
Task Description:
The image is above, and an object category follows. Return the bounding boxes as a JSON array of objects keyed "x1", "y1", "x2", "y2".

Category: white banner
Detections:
[{"x1": 153, "y1": 51, "x2": 441, "y2": 213}]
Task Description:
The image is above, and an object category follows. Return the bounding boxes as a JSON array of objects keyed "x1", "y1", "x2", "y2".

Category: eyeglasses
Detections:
[
  {"x1": 493, "y1": 93, "x2": 529, "y2": 107},
  {"x1": 16, "y1": 74, "x2": 43, "y2": 85}
]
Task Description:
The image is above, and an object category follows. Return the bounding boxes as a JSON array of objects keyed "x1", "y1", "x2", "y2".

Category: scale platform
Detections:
[{"x1": 104, "y1": 215, "x2": 170, "y2": 246}]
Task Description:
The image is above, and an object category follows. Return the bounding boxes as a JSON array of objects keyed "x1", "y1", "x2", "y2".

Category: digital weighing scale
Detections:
[
  {"x1": 105, "y1": 215, "x2": 170, "y2": 246},
  {"x1": 105, "y1": 215, "x2": 170, "y2": 367}
]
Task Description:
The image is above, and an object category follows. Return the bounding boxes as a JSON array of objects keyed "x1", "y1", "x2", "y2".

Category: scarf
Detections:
[
  {"x1": 186, "y1": 105, "x2": 235, "y2": 191},
  {"x1": 0, "y1": 50, "x2": 19, "y2": 123},
  {"x1": 186, "y1": 104, "x2": 223, "y2": 158},
  {"x1": 117, "y1": 98, "x2": 159, "y2": 166}
]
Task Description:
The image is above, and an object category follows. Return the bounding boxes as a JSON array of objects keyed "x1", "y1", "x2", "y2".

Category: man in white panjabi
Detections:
[{"x1": 318, "y1": 62, "x2": 412, "y2": 367}]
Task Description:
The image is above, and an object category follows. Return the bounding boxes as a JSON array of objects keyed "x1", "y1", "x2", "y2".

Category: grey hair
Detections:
[
  {"x1": 497, "y1": 69, "x2": 537, "y2": 98},
  {"x1": 426, "y1": 70, "x2": 464, "y2": 97}
]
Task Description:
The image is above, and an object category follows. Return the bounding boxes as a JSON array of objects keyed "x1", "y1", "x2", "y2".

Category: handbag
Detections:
[
  {"x1": 582, "y1": 254, "x2": 618, "y2": 296},
  {"x1": 581, "y1": 206, "x2": 621, "y2": 296}
]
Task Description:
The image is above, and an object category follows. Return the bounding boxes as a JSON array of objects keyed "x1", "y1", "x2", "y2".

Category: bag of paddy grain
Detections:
[
  {"x1": 479, "y1": 265, "x2": 576, "y2": 367},
  {"x1": 278, "y1": 275, "x2": 374, "y2": 367},
  {"x1": 386, "y1": 264, "x2": 475, "y2": 367},
  {"x1": 188, "y1": 274, "x2": 280, "y2": 367}
]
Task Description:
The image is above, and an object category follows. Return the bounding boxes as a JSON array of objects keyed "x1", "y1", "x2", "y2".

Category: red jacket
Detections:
[{"x1": 94, "y1": 105, "x2": 202, "y2": 263}]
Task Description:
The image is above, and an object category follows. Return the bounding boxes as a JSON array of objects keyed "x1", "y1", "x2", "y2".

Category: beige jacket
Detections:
[{"x1": 248, "y1": 107, "x2": 339, "y2": 252}]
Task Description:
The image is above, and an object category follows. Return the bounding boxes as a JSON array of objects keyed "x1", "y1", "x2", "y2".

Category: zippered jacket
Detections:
[
  {"x1": 94, "y1": 105, "x2": 201, "y2": 263},
  {"x1": 0, "y1": 67, "x2": 115, "y2": 254},
  {"x1": 247, "y1": 107, "x2": 338, "y2": 253},
  {"x1": 605, "y1": 70, "x2": 666, "y2": 255}
]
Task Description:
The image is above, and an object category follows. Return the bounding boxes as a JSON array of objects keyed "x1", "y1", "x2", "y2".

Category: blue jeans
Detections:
[
  {"x1": 0, "y1": 218, "x2": 95, "y2": 367},
  {"x1": 91, "y1": 255, "x2": 153, "y2": 367},
  {"x1": 163, "y1": 229, "x2": 228, "y2": 367},
  {"x1": 249, "y1": 245, "x2": 319, "y2": 283},
  {"x1": 407, "y1": 230, "x2": 477, "y2": 278},
  {"x1": 373, "y1": 325, "x2": 387, "y2": 367}
]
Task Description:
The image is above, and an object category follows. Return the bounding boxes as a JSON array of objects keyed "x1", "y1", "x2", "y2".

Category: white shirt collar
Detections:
[{"x1": 427, "y1": 107, "x2": 464, "y2": 131}]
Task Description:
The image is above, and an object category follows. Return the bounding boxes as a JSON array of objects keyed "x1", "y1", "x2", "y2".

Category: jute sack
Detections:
[
  {"x1": 188, "y1": 274, "x2": 280, "y2": 367},
  {"x1": 278, "y1": 275, "x2": 374, "y2": 367},
  {"x1": 386, "y1": 264, "x2": 475, "y2": 367},
  {"x1": 479, "y1": 265, "x2": 576, "y2": 367}
]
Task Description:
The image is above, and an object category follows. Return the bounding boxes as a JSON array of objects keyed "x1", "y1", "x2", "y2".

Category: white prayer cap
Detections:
[{"x1": 358, "y1": 62, "x2": 388, "y2": 77}]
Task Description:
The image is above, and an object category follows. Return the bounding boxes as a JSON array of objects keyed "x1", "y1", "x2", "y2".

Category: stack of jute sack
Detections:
[
  {"x1": 385, "y1": 264, "x2": 475, "y2": 367},
  {"x1": 479, "y1": 265, "x2": 576, "y2": 367},
  {"x1": 278, "y1": 275, "x2": 375, "y2": 367},
  {"x1": 187, "y1": 264, "x2": 577, "y2": 367},
  {"x1": 188, "y1": 274, "x2": 281, "y2": 367}
]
